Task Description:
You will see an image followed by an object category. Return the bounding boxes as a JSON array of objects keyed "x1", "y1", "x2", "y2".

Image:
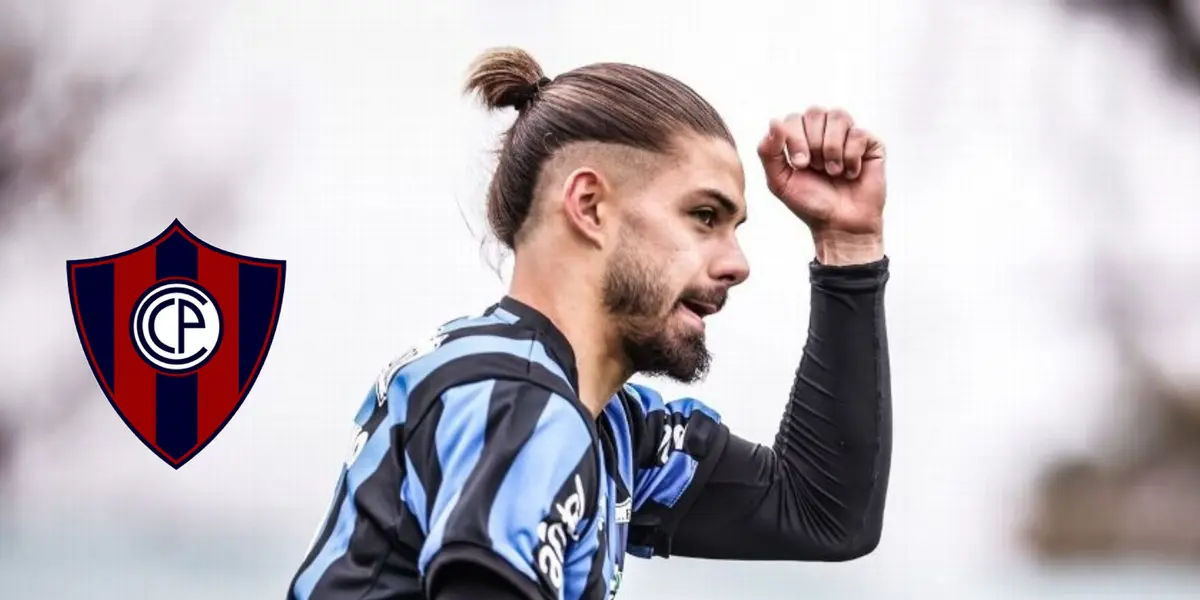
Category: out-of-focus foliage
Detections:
[
  {"x1": 1065, "y1": 0, "x2": 1200, "y2": 85},
  {"x1": 1025, "y1": 268, "x2": 1200, "y2": 562}
]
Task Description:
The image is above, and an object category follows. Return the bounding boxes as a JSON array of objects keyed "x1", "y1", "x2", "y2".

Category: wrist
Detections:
[{"x1": 812, "y1": 232, "x2": 884, "y2": 266}]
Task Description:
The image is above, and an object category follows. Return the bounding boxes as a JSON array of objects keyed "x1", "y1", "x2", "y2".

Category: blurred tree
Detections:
[
  {"x1": 0, "y1": 0, "x2": 250, "y2": 497},
  {"x1": 1019, "y1": 0, "x2": 1200, "y2": 564},
  {"x1": 1065, "y1": 0, "x2": 1200, "y2": 86},
  {"x1": 1025, "y1": 260, "x2": 1200, "y2": 562},
  {"x1": 0, "y1": 32, "x2": 145, "y2": 230}
]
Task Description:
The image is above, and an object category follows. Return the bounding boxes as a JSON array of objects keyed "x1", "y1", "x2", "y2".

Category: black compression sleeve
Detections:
[{"x1": 670, "y1": 257, "x2": 892, "y2": 560}]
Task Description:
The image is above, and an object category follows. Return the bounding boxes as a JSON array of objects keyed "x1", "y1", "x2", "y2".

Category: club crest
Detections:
[{"x1": 66, "y1": 219, "x2": 286, "y2": 468}]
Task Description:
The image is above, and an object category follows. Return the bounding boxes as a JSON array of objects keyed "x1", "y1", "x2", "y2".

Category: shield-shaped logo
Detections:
[{"x1": 66, "y1": 219, "x2": 286, "y2": 468}]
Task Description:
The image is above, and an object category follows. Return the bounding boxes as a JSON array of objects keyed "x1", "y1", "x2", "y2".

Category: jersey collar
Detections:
[{"x1": 496, "y1": 296, "x2": 580, "y2": 394}]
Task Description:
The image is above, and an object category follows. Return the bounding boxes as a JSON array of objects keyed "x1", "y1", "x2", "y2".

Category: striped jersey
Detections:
[{"x1": 288, "y1": 296, "x2": 729, "y2": 600}]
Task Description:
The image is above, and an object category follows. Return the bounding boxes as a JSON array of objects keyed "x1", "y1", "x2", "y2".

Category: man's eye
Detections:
[{"x1": 692, "y1": 208, "x2": 717, "y2": 227}]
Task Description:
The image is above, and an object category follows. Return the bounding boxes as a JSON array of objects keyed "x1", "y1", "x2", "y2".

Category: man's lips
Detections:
[{"x1": 680, "y1": 299, "x2": 719, "y2": 317}]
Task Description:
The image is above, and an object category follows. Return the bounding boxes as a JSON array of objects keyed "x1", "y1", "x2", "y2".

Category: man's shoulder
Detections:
[
  {"x1": 374, "y1": 308, "x2": 575, "y2": 411},
  {"x1": 619, "y1": 382, "x2": 722, "y2": 423}
]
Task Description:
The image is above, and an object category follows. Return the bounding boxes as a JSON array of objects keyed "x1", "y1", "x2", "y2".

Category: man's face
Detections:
[{"x1": 602, "y1": 134, "x2": 749, "y2": 383}]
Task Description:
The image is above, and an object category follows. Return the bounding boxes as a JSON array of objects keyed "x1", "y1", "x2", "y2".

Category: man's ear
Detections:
[{"x1": 559, "y1": 167, "x2": 612, "y2": 247}]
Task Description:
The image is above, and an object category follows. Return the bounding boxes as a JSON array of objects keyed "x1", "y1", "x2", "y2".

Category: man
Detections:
[{"x1": 289, "y1": 47, "x2": 892, "y2": 600}]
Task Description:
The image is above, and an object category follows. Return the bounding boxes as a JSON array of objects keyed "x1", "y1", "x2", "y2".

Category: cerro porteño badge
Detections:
[{"x1": 66, "y1": 220, "x2": 286, "y2": 468}]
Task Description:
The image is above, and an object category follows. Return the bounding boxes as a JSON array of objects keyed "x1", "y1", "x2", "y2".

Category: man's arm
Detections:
[
  {"x1": 416, "y1": 378, "x2": 603, "y2": 600},
  {"x1": 673, "y1": 258, "x2": 890, "y2": 560},
  {"x1": 629, "y1": 258, "x2": 891, "y2": 561}
]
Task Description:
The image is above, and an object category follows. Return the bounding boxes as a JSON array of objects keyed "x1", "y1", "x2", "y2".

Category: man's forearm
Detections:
[{"x1": 777, "y1": 256, "x2": 892, "y2": 554}]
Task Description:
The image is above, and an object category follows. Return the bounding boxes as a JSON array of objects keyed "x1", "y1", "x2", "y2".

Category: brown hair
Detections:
[{"x1": 463, "y1": 47, "x2": 733, "y2": 251}]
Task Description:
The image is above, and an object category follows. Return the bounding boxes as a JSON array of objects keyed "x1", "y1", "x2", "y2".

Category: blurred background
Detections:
[{"x1": 2, "y1": 0, "x2": 1199, "y2": 597}]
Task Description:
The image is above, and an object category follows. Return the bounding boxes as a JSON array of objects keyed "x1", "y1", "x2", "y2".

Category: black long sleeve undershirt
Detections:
[{"x1": 669, "y1": 257, "x2": 892, "y2": 560}]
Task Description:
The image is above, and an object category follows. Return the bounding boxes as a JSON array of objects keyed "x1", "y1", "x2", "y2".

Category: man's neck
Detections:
[{"x1": 508, "y1": 268, "x2": 629, "y2": 418}]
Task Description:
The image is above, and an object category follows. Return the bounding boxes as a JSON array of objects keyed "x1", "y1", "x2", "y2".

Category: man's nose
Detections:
[{"x1": 712, "y1": 241, "x2": 750, "y2": 287}]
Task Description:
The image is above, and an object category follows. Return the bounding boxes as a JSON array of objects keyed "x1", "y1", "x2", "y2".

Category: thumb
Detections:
[{"x1": 756, "y1": 119, "x2": 790, "y2": 192}]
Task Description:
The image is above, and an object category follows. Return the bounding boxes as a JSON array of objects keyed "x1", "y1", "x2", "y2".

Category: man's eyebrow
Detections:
[{"x1": 698, "y1": 188, "x2": 747, "y2": 225}]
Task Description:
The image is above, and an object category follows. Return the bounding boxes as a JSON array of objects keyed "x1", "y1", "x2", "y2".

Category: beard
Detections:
[{"x1": 601, "y1": 241, "x2": 724, "y2": 384}]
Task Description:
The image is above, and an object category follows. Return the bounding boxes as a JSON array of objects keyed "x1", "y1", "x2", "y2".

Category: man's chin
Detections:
[
  {"x1": 623, "y1": 332, "x2": 711, "y2": 384},
  {"x1": 658, "y1": 358, "x2": 710, "y2": 384}
]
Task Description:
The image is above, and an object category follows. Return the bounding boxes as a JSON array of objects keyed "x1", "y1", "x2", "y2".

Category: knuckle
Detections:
[
  {"x1": 827, "y1": 108, "x2": 853, "y2": 124},
  {"x1": 803, "y1": 106, "x2": 825, "y2": 120},
  {"x1": 784, "y1": 132, "x2": 807, "y2": 150},
  {"x1": 783, "y1": 112, "x2": 804, "y2": 124},
  {"x1": 782, "y1": 119, "x2": 806, "y2": 138}
]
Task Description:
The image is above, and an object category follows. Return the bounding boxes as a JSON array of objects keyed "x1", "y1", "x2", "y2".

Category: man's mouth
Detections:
[
  {"x1": 676, "y1": 291, "x2": 720, "y2": 328},
  {"x1": 679, "y1": 298, "x2": 720, "y2": 319}
]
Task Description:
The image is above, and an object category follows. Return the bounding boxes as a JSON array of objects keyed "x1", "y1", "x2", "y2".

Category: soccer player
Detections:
[{"x1": 289, "y1": 47, "x2": 892, "y2": 600}]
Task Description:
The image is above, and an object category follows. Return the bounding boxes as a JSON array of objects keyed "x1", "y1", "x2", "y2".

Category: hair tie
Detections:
[{"x1": 514, "y1": 76, "x2": 553, "y2": 111}]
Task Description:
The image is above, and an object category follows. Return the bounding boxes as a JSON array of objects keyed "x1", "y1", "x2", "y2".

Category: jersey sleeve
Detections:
[
  {"x1": 412, "y1": 377, "x2": 603, "y2": 600},
  {"x1": 623, "y1": 383, "x2": 730, "y2": 558}
]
